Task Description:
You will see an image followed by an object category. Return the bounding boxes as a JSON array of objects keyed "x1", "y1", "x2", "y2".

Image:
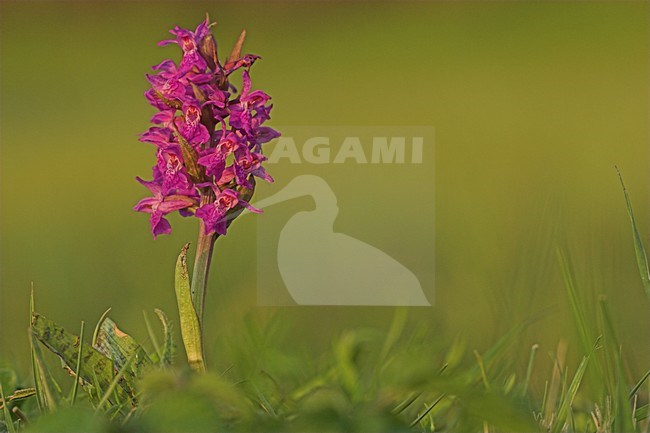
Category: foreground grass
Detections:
[
  {"x1": 1, "y1": 297, "x2": 648, "y2": 433},
  {"x1": 1, "y1": 175, "x2": 648, "y2": 433}
]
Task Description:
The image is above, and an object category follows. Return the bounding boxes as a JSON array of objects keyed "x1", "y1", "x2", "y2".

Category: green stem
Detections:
[{"x1": 191, "y1": 191, "x2": 217, "y2": 326}]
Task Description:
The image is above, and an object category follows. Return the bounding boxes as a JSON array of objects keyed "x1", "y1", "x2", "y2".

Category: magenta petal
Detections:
[
  {"x1": 151, "y1": 214, "x2": 172, "y2": 239},
  {"x1": 241, "y1": 199, "x2": 262, "y2": 214},
  {"x1": 137, "y1": 19, "x2": 276, "y2": 239},
  {"x1": 198, "y1": 151, "x2": 226, "y2": 179},
  {"x1": 158, "y1": 196, "x2": 194, "y2": 214},
  {"x1": 133, "y1": 196, "x2": 158, "y2": 212},
  {"x1": 136, "y1": 177, "x2": 163, "y2": 196},
  {"x1": 241, "y1": 70, "x2": 252, "y2": 97},
  {"x1": 152, "y1": 59, "x2": 177, "y2": 72},
  {"x1": 195, "y1": 203, "x2": 226, "y2": 236},
  {"x1": 151, "y1": 110, "x2": 176, "y2": 126}
]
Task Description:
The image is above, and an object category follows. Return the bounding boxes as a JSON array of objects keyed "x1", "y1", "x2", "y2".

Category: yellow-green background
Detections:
[{"x1": 1, "y1": 1, "x2": 648, "y2": 393}]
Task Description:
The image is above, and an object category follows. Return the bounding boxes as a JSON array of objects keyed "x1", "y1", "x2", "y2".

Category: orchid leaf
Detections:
[
  {"x1": 93, "y1": 316, "x2": 152, "y2": 377},
  {"x1": 175, "y1": 244, "x2": 205, "y2": 372},
  {"x1": 30, "y1": 313, "x2": 136, "y2": 406}
]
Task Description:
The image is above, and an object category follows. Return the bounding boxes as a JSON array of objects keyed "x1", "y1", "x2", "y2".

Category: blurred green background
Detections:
[{"x1": 1, "y1": 0, "x2": 648, "y2": 396}]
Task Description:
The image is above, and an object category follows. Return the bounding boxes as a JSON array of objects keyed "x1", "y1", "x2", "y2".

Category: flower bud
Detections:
[{"x1": 199, "y1": 32, "x2": 220, "y2": 72}]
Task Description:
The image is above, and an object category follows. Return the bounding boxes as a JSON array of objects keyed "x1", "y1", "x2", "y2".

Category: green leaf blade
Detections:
[
  {"x1": 175, "y1": 243, "x2": 206, "y2": 372},
  {"x1": 616, "y1": 167, "x2": 650, "y2": 300}
]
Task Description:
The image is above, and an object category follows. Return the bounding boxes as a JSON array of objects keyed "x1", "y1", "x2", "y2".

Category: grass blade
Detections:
[
  {"x1": 393, "y1": 392, "x2": 421, "y2": 415},
  {"x1": 410, "y1": 394, "x2": 445, "y2": 427},
  {"x1": 95, "y1": 351, "x2": 138, "y2": 414},
  {"x1": 70, "y1": 321, "x2": 85, "y2": 405},
  {"x1": 557, "y1": 249, "x2": 592, "y2": 356},
  {"x1": 552, "y1": 337, "x2": 599, "y2": 432},
  {"x1": 154, "y1": 309, "x2": 175, "y2": 367},
  {"x1": 0, "y1": 388, "x2": 37, "y2": 409},
  {"x1": 630, "y1": 370, "x2": 650, "y2": 400},
  {"x1": 613, "y1": 345, "x2": 634, "y2": 433},
  {"x1": 552, "y1": 355, "x2": 588, "y2": 432},
  {"x1": 91, "y1": 308, "x2": 112, "y2": 348},
  {"x1": 616, "y1": 166, "x2": 650, "y2": 300},
  {"x1": 522, "y1": 344, "x2": 539, "y2": 396},
  {"x1": 142, "y1": 310, "x2": 162, "y2": 362},
  {"x1": 0, "y1": 383, "x2": 16, "y2": 433},
  {"x1": 29, "y1": 287, "x2": 46, "y2": 413},
  {"x1": 377, "y1": 307, "x2": 408, "y2": 368}
]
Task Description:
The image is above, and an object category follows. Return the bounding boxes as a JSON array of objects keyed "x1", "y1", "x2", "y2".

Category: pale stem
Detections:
[{"x1": 191, "y1": 191, "x2": 217, "y2": 325}]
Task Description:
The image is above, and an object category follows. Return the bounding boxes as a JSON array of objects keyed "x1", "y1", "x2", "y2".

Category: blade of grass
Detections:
[
  {"x1": 556, "y1": 249, "x2": 592, "y2": 356},
  {"x1": 410, "y1": 394, "x2": 445, "y2": 427},
  {"x1": 522, "y1": 344, "x2": 539, "y2": 397},
  {"x1": 92, "y1": 308, "x2": 112, "y2": 348},
  {"x1": 90, "y1": 369, "x2": 103, "y2": 407},
  {"x1": 552, "y1": 356, "x2": 588, "y2": 432},
  {"x1": 30, "y1": 335, "x2": 59, "y2": 412},
  {"x1": 142, "y1": 310, "x2": 162, "y2": 362},
  {"x1": 598, "y1": 297, "x2": 634, "y2": 432},
  {"x1": 473, "y1": 350, "x2": 491, "y2": 391},
  {"x1": 597, "y1": 296, "x2": 618, "y2": 395},
  {"x1": 616, "y1": 166, "x2": 650, "y2": 299},
  {"x1": 629, "y1": 370, "x2": 650, "y2": 400},
  {"x1": 377, "y1": 307, "x2": 408, "y2": 370},
  {"x1": 545, "y1": 340, "x2": 567, "y2": 427},
  {"x1": 552, "y1": 337, "x2": 600, "y2": 433},
  {"x1": 70, "y1": 321, "x2": 85, "y2": 405},
  {"x1": 0, "y1": 383, "x2": 16, "y2": 433},
  {"x1": 634, "y1": 403, "x2": 648, "y2": 422},
  {"x1": 613, "y1": 345, "x2": 634, "y2": 433},
  {"x1": 95, "y1": 351, "x2": 138, "y2": 414},
  {"x1": 154, "y1": 309, "x2": 174, "y2": 367},
  {"x1": 11, "y1": 407, "x2": 27, "y2": 426},
  {"x1": 393, "y1": 392, "x2": 421, "y2": 415},
  {"x1": 465, "y1": 322, "x2": 525, "y2": 385},
  {"x1": 541, "y1": 380, "x2": 549, "y2": 418},
  {"x1": 29, "y1": 286, "x2": 46, "y2": 413},
  {"x1": 0, "y1": 388, "x2": 37, "y2": 409}
]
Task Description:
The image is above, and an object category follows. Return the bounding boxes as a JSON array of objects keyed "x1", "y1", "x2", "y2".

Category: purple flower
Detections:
[
  {"x1": 158, "y1": 19, "x2": 210, "y2": 73},
  {"x1": 195, "y1": 189, "x2": 261, "y2": 236},
  {"x1": 151, "y1": 109, "x2": 176, "y2": 128},
  {"x1": 146, "y1": 73, "x2": 185, "y2": 102},
  {"x1": 197, "y1": 131, "x2": 242, "y2": 180},
  {"x1": 178, "y1": 102, "x2": 210, "y2": 147},
  {"x1": 224, "y1": 54, "x2": 260, "y2": 75},
  {"x1": 232, "y1": 147, "x2": 273, "y2": 188},
  {"x1": 151, "y1": 59, "x2": 179, "y2": 78},
  {"x1": 133, "y1": 177, "x2": 196, "y2": 238},
  {"x1": 229, "y1": 71, "x2": 272, "y2": 134},
  {"x1": 201, "y1": 85, "x2": 229, "y2": 120},
  {"x1": 249, "y1": 126, "x2": 281, "y2": 149},
  {"x1": 153, "y1": 144, "x2": 194, "y2": 193},
  {"x1": 136, "y1": 18, "x2": 278, "y2": 238},
  {"x1": 148, "y1": 59, "x2": 212, "y2": 87},
  {"x1": 140, "y1": 127, "x2": 174, "y2": 147},
  {"x1": 197, "y1": 150, "x2": 225, "y2": 180},
  {"x1": 216, "y1": 131, "x2": 242, "y2": 154}
]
